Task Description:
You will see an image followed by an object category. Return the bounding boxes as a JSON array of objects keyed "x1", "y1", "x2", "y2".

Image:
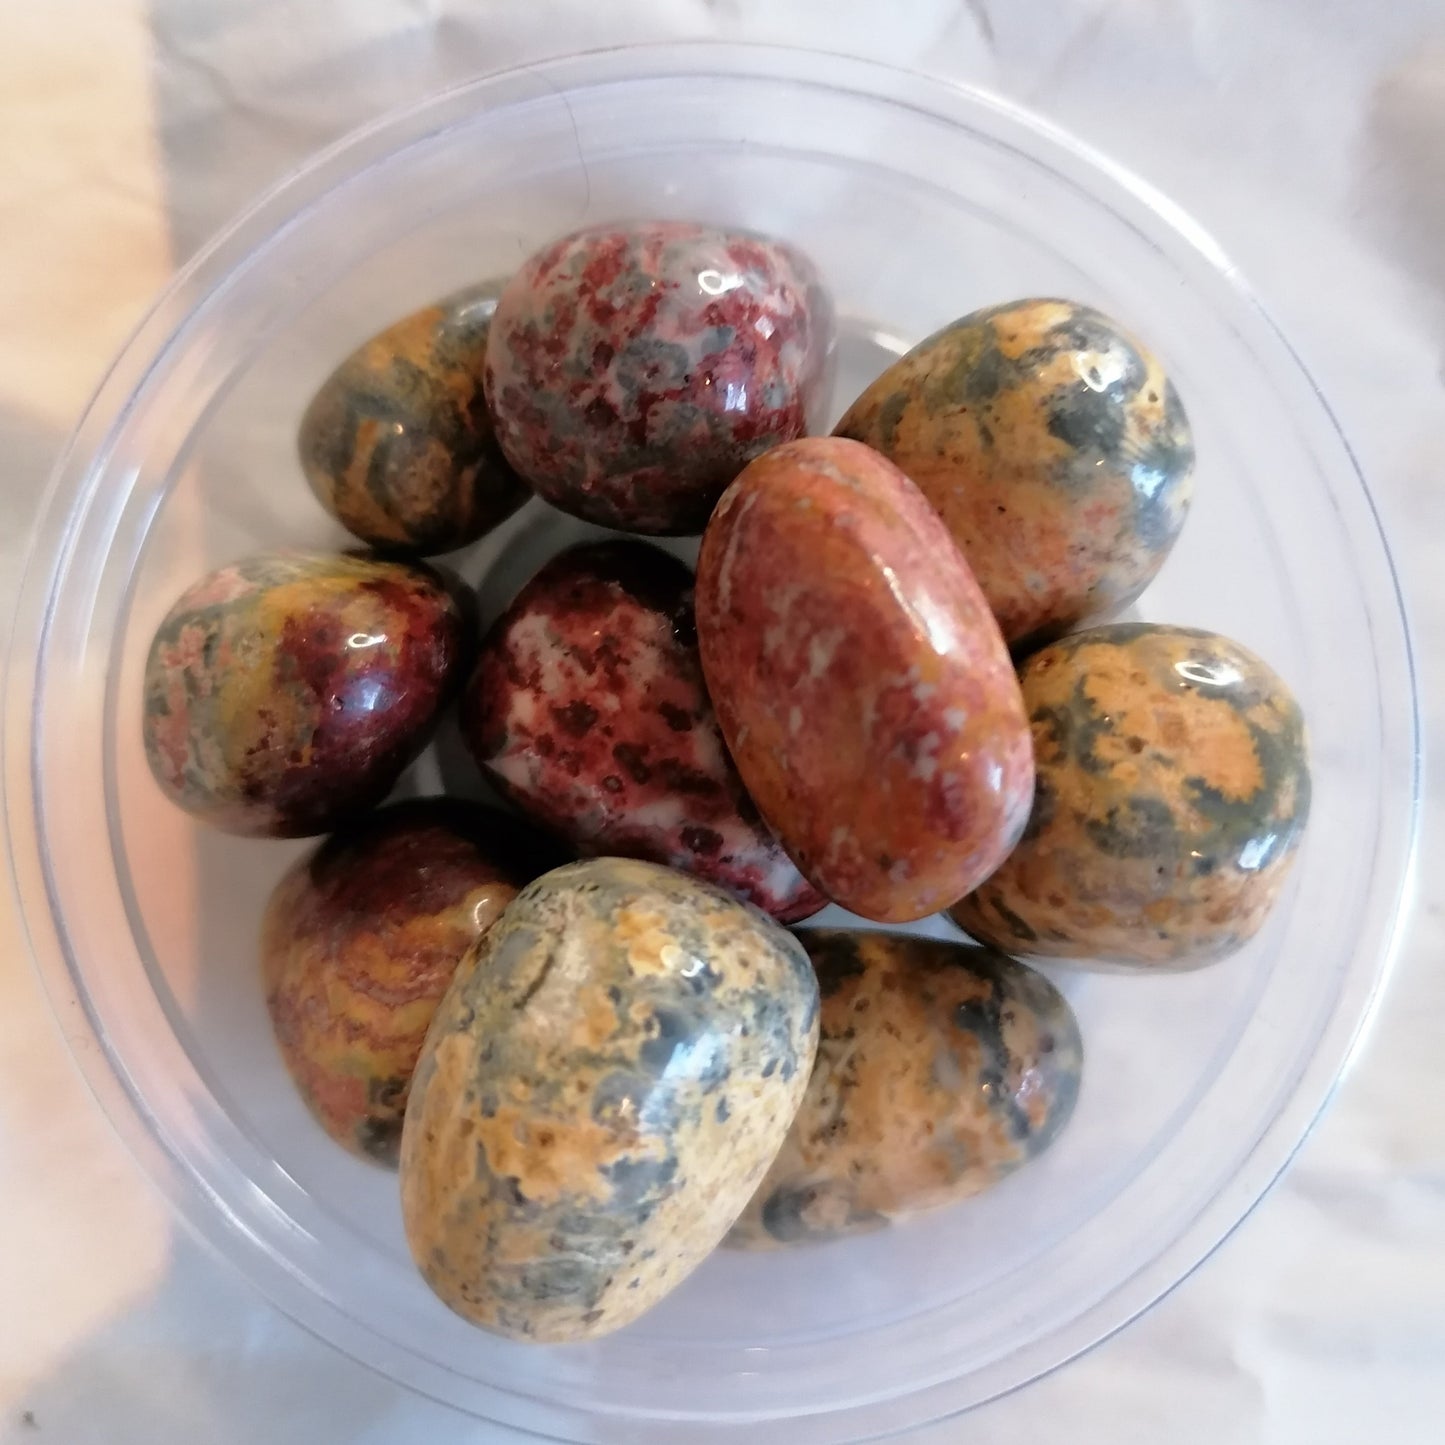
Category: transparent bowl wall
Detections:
[{"x1": 5, "y1": 45, "x2": 1418, "y2": 1445}]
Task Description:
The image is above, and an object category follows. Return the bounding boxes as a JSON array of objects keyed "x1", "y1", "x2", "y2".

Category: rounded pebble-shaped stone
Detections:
[
  {"x1": 299, "y1": 285, "x2": 529, "y2": 554},
  {"x1": 729, "y1": 929, "x2": 1081, "y2": 1247},
  {"x1": 262, "y1": 800, "x2": 557, "y2": 1163},
  {"x1": 695, "y1": 436, "x2": 1034, "y2": 923},
  {"x1": 142, "y1": 551, "x2": 469, "y2": 836},
  {"x1": 399, "y1": 857, "x2": 820, "y2": 1342},
  {"x1": 462, "y1": 540, "x2": 824, "y2": 922},
  {"x1": 484, "y1": 221, "x2": 832, "y2": 534},
  {"x1": 835, "y1": 298, "x2": 1195, "y2": 650},
  {"x1": 950, "y1": 623, "x2": 1310, "y2": 968}
]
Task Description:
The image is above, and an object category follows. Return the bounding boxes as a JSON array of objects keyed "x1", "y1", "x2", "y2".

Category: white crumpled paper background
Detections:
[{"x1": 1, "y1": 2, "x2": 1442, "y2": 1441}]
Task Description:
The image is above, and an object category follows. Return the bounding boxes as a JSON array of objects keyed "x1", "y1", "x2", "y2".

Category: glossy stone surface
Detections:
[
  {"x1": 835, "y1": 298, "x2": 1195, "y2": 651},
  {"x1": 399, "y1": 857, "x2": 819, "y2": 1342},
  {"x1": 695, "y1": 437, "x2": 1035, "y2": 923},
  {"x1": 729, "y1": 930, "x2": 1081, "y2": 1248},
  {"x1": 951, "y1": 624, "x2": 1311, "y2": 968},
  {"x1": 483, "y1": 221, "x2": 832, "y2": 534},
  {"x1": 142, "y1": 551, "x2": 468, "y2": 836},
  {"x1": 462, "y1": 540, "x2": 824, "y2": 922},
  {"x1": 298, "y1": 285, "x2": 528, "y2": 555},
  {"x1": 262, "y1": 800, "x2": 552, "y2": 1164}
]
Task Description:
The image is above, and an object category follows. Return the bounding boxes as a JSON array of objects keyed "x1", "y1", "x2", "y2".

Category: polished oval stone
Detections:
[
  {"x1": 695, "y1": 436, "x2": 1034, "y2": 923},
  {"x1": 729, "y1": 929, "x2": 1081, "y2": 1247},
  {"x1": 835, "y1": 298, "x2": 1194, "y2": 651},
  {"x1": 262, "y1": 799, "x2": 553, "y2": 1163},
  {"x1": 462, "y1": 540, "x2": 824, "y2": 922},
  {"x1": 951, "y1": 623, "x2": 1310, "y2": 968},
  {"x1": 399, "y1": 857, "x2": 819, "y2": 1342},
  {"x1": 298, "y1": 285, "x2": 529, "y2": 555},
  {"x1": 142, "y1": 551, "x2": 468, "y2": 836},
  {"x1": 484, "y1": 221, "x2": 832, "y2": 534}
]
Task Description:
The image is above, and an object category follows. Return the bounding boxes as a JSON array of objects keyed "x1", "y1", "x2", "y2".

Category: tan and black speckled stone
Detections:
[
  {"x1": 299, "y1": 285, "x2": 528, "y2": 555},
  {"x1": 836, "y1": 298, "x2": 1194, "y2": 651},
  {"x1": 399, "y1": 857, "x2": 820, "y2": 1342},
  {"x1": 951, "y1": 624, "x2": 1310, "y2": 968},
  {"x1": 728, "y1": 930, "x2": 1081, "y2": 1248}
]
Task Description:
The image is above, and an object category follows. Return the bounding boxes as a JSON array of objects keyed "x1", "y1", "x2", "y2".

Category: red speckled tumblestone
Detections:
[
  {"x1": 483, "y1": 221, "x2": 832, "y2": 534},
  {"x1": 142, "y1": 552, "x2": 469, "y2": 837},
  {"x1": 695, "y1": 437, "x2": 1035, "y2": 923},
  {"x1": 461, "y1": 540, "x2": 824, "y2": 922}
]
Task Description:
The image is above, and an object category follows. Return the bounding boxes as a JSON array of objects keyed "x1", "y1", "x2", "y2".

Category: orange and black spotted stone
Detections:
[
  {"x1": 462, "y1": 539, "x2": 824, "y2": 922},
  {"x1": 729, "y1": 930, "x2": 1080, "y2": 1247},
  {"x1": 484, "y1": 222, "x2": 833, "y2": 534},
  {"x1": 299, "y1": 285, "x2": 529, "y2": 555},
  {"x1": 835, "y1": 298, "x2": 1194, "y2": 651},
  {"x1": 262, "y1": 800, "x2": 560, "y2": 1165},
  {"x1": 142, "y1": 551, "x2": 469, "y2": 836},
  {"x1": 695, "y1": 437, "x2": 1034, "y2": 923},
  {"x1": 399, "y1": 857, "x2": 820, "y2": 1342},
  {"x1": 951, "y1": 624, "x2": 1311, "y2": 969}
]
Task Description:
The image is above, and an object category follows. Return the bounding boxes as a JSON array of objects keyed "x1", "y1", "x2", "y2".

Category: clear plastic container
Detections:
[{"x1": 3, "y1": 44, "x2": 1419, "y2": 1444}]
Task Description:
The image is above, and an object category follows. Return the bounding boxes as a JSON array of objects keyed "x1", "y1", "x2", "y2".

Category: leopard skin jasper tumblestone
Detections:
[
  {"x1": 835, "y1": 298, "x2": 1194, "y2": 651},
  {"x1": 950, "y1": 624, "x2": 1310, "y2": 969},
  {"x1": 484, "y1": 221, "x2": 833, "y2": 534},
  {"x1": 299, "y1": 285, "x2": 528, "y2": 554},
  {"x1": 728, "y1": 930, "x2": 1081, "y2": 1248},
  {"x1": 142, "y1": 551, "x2": 469, "y2": 837},
  {"x1": 462, "y1": 539, "x2": 824, "y2": 922},
  {"x1": 262, "y1": 800, "x2": 562, "y2": 1165},
  {"x1": 399, "y1": 857, "x2": 820, "y2": 1342},
  {"x1": 695, "y1": 437, "x2": 1033, "y2": 923}
]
